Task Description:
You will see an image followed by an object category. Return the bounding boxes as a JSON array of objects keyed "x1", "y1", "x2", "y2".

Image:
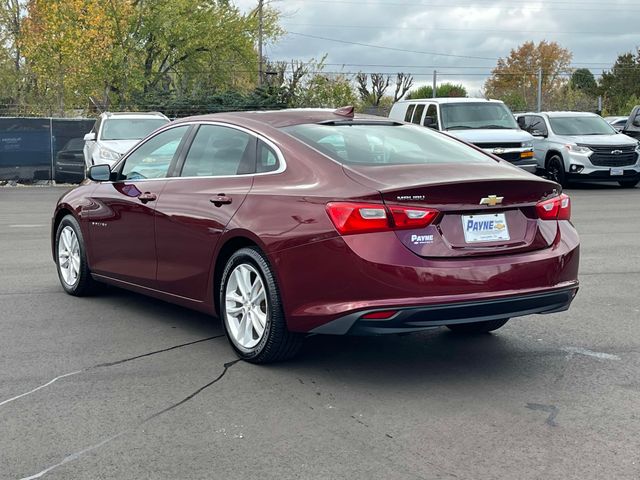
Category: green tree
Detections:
[
  {"x1": 406, "y1": 83, "x2": 467, "y2": 99},
  {"x1": 295, "y1": 73, "x2": 357, "y2": 108},
  {"x1": 21, "y1": 0, "x2": 128, "y2": 114},
  {"x1": 599, "y1": 51, "x2": 640, "y2": 115},
  {"x1": 569, "y1": 68, "x2": 597, "y2": 94},
  {"x1": 0, "y1": 0, "x2": 26, "y2": 105},
  {"x1": 484, "y1": 41, "x2": 572, "y2": 111}
]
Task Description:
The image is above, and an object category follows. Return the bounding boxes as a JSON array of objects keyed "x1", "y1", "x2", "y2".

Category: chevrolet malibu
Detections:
[{"x1": 52, "y1": 107, "x2": 580, "y2": 363}]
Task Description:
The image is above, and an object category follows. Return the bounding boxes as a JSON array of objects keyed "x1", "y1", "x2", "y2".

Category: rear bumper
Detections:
[
  {"x1": 273, "y1": 221, "x2": 580, "y2": 333},
  {"x1": 311, "y1": 286, "x2": 578, "y2": 335}
]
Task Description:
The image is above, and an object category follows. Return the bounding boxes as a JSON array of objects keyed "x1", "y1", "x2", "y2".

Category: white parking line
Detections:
[
  {"x1": 562, "y1": 347, "x2": 620, "y2": 361},
  {"x1": 7, "y1": 224, "x2": 47, "y2": 228}
]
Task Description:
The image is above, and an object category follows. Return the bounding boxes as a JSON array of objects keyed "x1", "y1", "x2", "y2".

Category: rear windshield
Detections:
[
  {"x1": 283, "y1": 123, "x2": 494, "y2": 166},
  {"x1": 101, "y1": 118, "x2": 169, "y2": 141},
  {"x1": 548, "y1": 116, "x2": 616, "y2": 136}
]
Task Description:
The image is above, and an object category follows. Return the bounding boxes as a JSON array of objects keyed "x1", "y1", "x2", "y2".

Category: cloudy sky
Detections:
[{"x1": 234, "y1": 0, "x2": 639, "y2": 96}]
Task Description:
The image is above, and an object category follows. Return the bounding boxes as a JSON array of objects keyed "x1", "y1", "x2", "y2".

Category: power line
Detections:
[
  {"x1": 296, "y1": 0, "x2": 640, "y2": 12},
  {"x1": 282, "y1": 22, "x2": 640, "y2": 37},
  {"x1": 286, "y1": 32, "x2": 498, "y2": 61}
]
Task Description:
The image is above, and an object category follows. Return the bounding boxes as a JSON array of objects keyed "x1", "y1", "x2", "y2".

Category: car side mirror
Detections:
[
  {"x1": 88, "y1": 164, "x2": 111, "y2": 182},
  {"x1": 633, "y1": 119, "x2": 640, "y2": 127},
  {"x1": 84, "y1": 132, "x2": 96, "y2": 141},
  {"x1": 531, "y1": 129, "x2": 547, "y2": 138}
]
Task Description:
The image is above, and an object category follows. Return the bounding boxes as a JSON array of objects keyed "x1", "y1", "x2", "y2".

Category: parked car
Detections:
[
  {"x1": 516, "y1": 112, "x2": 640, "y2": 188},
  {"x1": 54, "y1": 138, "x2": 87, "y2": 183},
  {"x1": 53, "y1": 107, "x2": 579, "y2": 363},
  {"x1": 389, "y1": 97, "x2": 537, "y2": 172},
  {"x1": 605, "y1": 116, "x2": 628, "y2": 132},
  {"x1": 620, "y1": 106, "x2": 640, "y2": 140},
  {"x1": 83, "y1": 111, "x2": 170, "y2": 167}
]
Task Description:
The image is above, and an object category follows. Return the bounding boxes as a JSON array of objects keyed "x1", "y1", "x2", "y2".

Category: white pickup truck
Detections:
[{"x1": 389, "y1": 97, "x2": 537, "y2": 173}]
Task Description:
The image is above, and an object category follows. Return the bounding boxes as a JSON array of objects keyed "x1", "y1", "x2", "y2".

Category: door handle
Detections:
[
  {"x1": 210, "y1": 194, "x2": 232, "y2": 207},
  {"x1": 138, "y1": 192, "x2": 157, "y2": 203}
]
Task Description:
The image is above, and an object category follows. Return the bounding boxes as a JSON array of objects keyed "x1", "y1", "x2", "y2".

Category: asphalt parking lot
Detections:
[{"x1": 1, "y1": 185, "x2": 639, "y2": 480}]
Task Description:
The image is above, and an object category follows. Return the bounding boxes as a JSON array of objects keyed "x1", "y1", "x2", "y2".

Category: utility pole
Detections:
[
  {"x1": 536, "y1": 67, "x2": 542, "y2": 112},
  {"x1": 432, "y1": 70, "x2": 437, "y2": 98},
  {"x1": 258, "y1": 0, "x2": 264, "y2": 87}
]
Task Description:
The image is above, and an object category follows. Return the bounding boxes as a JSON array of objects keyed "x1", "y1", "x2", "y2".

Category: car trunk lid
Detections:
[{"x1": 343, "y1": 163, "x2": 561, "y2": 258}]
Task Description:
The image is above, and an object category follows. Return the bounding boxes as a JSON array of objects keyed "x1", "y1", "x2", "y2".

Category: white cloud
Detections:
[{"x1": 234, "y1": 0, "x2": 640, "y2": 93}]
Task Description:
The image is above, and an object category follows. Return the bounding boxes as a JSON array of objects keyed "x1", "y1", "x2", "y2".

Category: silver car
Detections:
[
  {"x1": 516, "y1": 112, "x2": 640, "y2": 188},
  {"x1": 83, "y1": 112, "x2": 170, "y2": 167}
]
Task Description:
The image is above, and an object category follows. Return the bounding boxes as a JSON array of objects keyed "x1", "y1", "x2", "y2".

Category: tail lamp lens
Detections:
[
  {"x1": 326, "y1": 202, "x2": 439, "y2": 235},
  {"x1": 389, "y1": 207, "x2": 439, "y2": 229},
  {"x1": 536, "y1": 193, "x2": 571, "y2": 221}
]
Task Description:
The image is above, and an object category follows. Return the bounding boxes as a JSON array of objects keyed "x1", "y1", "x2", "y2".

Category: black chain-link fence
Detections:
[{"x1": 0, "y1": 118, "x2": 95, "y2": 184}]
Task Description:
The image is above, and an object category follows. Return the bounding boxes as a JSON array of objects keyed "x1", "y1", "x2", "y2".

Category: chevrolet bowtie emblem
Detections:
[{"x1": 479, "y1": 195, "x2": 504, "y2": 206}]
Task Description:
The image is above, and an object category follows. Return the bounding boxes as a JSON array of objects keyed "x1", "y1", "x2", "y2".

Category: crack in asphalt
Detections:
[
  {"x1": 18, "y1": 359, "x2": 241, "y2": 480},
  {"x1": 0, "y1": 335, "x2": 225, "y2": 409}
]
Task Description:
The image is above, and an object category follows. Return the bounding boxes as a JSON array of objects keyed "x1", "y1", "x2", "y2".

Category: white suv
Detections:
[
  {"x1": 83, "y1": 112, "x2": 170, "y2": 167},
  {"x1": 516, "y1": 112, "x2": 640, "y2": 188}
]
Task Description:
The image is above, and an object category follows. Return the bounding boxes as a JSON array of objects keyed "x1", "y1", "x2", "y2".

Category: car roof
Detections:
[
  {"x1": 100, "y1": 111, "x2": 169, "y2": 120},
  {"x1": 395, "y1": 97, "x2": 504, "y2": 105},
  {"x1": 517, "y1": 111, "x2": 600, "y2": 118},
  {"x1": 172, "y1": 109, "x2": 392, "y2": 129}
]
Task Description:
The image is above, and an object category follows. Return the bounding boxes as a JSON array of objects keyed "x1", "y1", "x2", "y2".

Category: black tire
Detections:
[
  {"x1": 55, "y1": 215, "x2": 96, "y2": 296},
  {"x1": 219, "y1": 246, "x2": 303, "y2": 364},
  {"x1": 446, "y1": 318, "x2": 510, "y2": 334},
  {"x1": 546, "y1": 155, "x2": 567, "y2": 187},
  {"x1": 618, "y1": 179, "x2": 639, "y2": 188}
]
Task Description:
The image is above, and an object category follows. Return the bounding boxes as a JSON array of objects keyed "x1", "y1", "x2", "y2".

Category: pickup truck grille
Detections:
[
  {"x1": 474, "y1": 142, "x2": 522, "y2": 149},
  {"x1": 495, "y1": 152, "x2": 521, "y2": 162},
  {"x1": 581, "y1": 144, "x2": 638, "y2": 167}
]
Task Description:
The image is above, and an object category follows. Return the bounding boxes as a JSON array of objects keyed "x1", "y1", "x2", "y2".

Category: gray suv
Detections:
[{"x1": 516, "y1": 112, "x2": 640, "y2": 188}]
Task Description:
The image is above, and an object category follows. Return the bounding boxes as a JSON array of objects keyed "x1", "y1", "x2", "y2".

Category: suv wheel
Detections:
[{"x1": 546, "y1": 155, "x2": 567, "y2": 187}]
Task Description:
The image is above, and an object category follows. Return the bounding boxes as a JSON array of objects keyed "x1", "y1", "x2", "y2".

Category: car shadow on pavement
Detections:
[
  {"x1": 90, "y1": 286, "x2": 555, "y2": 388},
  {"x1": 268, "y1": 326, "x2": 562, "y2": 389}
]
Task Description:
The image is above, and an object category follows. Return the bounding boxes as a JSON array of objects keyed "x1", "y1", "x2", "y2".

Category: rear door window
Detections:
[
  {"x1": 412, "y1": 104, "x2": 425, "y2": 124},
  {"x1": 404, "y1": 104, "x2": 415, "y2": 122},
  {"x1": 257, "y1": 141, "x2": 281, "y2": 173},
  {"x1": 180, "y1": 125, "x2": 253, "y2": 177}
]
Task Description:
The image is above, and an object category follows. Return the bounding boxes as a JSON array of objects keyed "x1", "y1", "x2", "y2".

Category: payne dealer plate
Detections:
[{"x1": 462, "y1": 213, "x2": 510, "y2": 243}]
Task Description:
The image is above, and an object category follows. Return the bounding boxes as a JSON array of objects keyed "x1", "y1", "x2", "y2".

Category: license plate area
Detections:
[
  {"x1": 610, "y1": 167, "x2": 624, "y2": 176},
  {"x1": 462, "y1": 213, "x2": 510, "y2": 243}
]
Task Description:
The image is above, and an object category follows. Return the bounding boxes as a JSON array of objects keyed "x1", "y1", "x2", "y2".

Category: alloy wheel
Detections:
[
  {"x1": 225, "y1": 263, "x2": 268, "y2": 349},
  {"x1": 58, "y1": 226, "x2": 81, "y2": 287}
]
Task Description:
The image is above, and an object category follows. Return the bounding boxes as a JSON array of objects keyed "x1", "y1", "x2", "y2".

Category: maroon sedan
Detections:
[{"x1": 52, "y1": 108, "x2": 579, "y2": 363}]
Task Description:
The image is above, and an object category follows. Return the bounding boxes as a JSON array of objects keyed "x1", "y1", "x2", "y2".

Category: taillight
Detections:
[
  {"x1": 326, "y1": 202, "x2": 439, "y2": 235},
  {"x1": 389, "y1": 206, "x2": 439, "y2": 229},
  {"x1": 536, "y1": 193, "x2": 571, "y2": 221}
]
